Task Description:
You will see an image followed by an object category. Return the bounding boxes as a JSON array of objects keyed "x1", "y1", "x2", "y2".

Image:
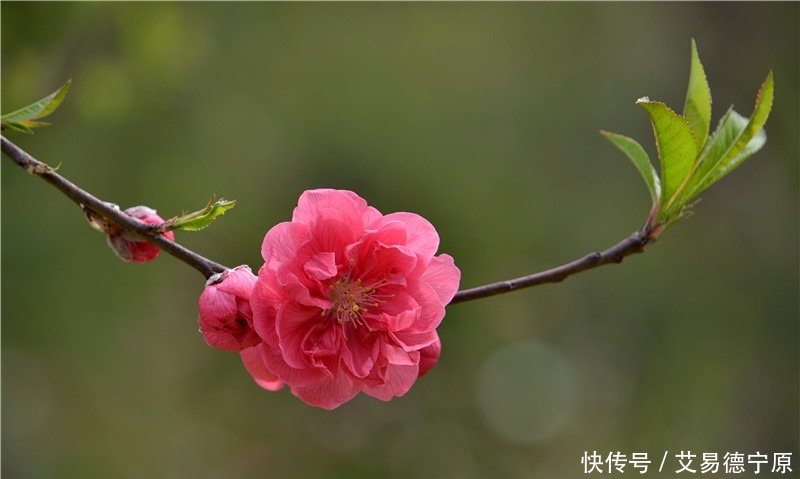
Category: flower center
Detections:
[{"x1": 323, "y1": 273, "x2": 392, "y2": 340}]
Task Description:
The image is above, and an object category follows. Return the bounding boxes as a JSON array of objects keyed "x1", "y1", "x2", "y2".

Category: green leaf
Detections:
[
  {"x1": 703, "y1": 71, "x2": 773, "y2": 188},
  {"x1": 706, "y1": 121, "x2": 767, "y2": 187},
  {"x1": 636, "y1": 99, "x2": 697, "y2": 218},
  {"x1": 682, "y1": 39, "x2": 712, "y2": 151},
  {"x1": 1, "y1": 80, "x2": 71, "y2": 133},
  {"x1": 169, "y1": 196, "x2": 237, "y2": 232},
  {"x1": 680, "y1": 108, "x2": 746, "y2": 198},
  {"x1": 1, "y1": 121, "x2": 34, "y2": 134},
  {"x1": 682, "y1": 71, "x2": 774, "y2": 200},
  {"x1": 601, "y1": 130, "x2": 661, "y2": 215}
]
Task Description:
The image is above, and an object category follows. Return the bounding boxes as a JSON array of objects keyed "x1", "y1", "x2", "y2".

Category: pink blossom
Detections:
[
  {"x1": 249, "y1": 189, "x2": 460, "y2": 409},
  {"x1": 106, "y1": 206, "x2": 175, "y2": 262},
  {"x1": 198, "y1": 265, "x2": 262, "y2": 352}
]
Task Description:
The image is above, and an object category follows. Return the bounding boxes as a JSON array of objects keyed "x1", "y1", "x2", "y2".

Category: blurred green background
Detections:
[{"x1": 2, "y1": 3, "x2": 798, "y2": 478}]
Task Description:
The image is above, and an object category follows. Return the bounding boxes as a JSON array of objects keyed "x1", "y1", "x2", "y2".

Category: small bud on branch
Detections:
[{"x1": 1, "y1": 136, "x2": 228, "y2": 278}]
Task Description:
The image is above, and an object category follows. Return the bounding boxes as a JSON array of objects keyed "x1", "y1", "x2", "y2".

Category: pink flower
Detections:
[
  {"x1": 198, "y1": 265, "x2": 261, "y2": 352},
  {"x1": 248, "y1": 189, "x2": 460, "y2": 409},
  {"x1": 105, "y1": 206, "x2": 175, "y2": 262},
  {"x1": 198, "y1": 265, "x2": 284, "y2": 391}
]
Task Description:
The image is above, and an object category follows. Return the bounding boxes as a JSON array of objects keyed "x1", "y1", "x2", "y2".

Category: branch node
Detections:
[{"x1": 26, "y1": 162, "x2": 51, "y2": 175}]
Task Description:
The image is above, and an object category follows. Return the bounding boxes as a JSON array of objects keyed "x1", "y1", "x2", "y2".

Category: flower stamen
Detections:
[{"x1": 323, "y1": 274, "x2": 392, "y2": 340}]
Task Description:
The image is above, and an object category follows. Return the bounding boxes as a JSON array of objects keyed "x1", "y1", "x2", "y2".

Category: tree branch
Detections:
[
  {"x1": 1, "y1": 136, "x2": 228, "y2": 279},
  {"x1": 450, "y1": 230, "x2": 654, "y2": 304},
  {"x1": 3, "y1": 136, "x2": 655, "y2": 302}
]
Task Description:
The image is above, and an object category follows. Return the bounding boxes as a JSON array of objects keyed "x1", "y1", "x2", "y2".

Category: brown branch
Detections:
[
  {"x1": 450, "y1": 230, "x2": 654, "y2": 304},
  {"x1": 1, "y1": 136, "x2": 228, "y2": 279},
  {"x1": 3, "y1": 136, "x2": 655, "y2": 302}
]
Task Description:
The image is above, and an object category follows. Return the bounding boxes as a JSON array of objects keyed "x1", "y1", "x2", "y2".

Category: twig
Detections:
[
  {"x1": 2, "y1": 136, "x2": 654, "y2": 302},
  {"x1": 450, "y1": 230, "x2": 653, "y2": 304},
  {"x1": 1, "y1": 136, "x2": 228, "y2": 278}
]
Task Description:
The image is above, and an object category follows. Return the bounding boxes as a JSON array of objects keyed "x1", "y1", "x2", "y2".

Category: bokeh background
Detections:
[{"x1": 2, "y1": 3, "x2": 798, "y2": 478}]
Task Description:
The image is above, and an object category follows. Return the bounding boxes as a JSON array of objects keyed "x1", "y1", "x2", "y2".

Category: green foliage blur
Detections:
[{"x1": 2, "y1": 3, "x2": 797, "y2": 478}]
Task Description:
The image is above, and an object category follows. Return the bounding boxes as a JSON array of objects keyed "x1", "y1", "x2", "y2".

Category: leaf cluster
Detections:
[{"x1": 603, "y1": 40, "x2": 774, "y2": 237}]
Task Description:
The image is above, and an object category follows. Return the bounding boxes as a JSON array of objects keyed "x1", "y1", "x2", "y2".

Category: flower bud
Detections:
[
  {"x1": 106, "y1": 206, "x2": 175, "y2": 263},
  {"x1": 198, "y1": 265, "x2": 261, "y2": 352}
]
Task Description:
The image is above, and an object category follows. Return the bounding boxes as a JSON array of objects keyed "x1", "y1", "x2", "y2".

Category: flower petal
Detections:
[
  {"x1": 390, "y1": 329, "x2": 439, "y2": 353},
  {"x1": 241, "y1": 346, "x2": 283, "y2": 391},
  {"x1": 261, "y1": 221, "x2": 309, "y2": 266},
  {"x1": 397, "y1": 280, "x2": 445, "y2": 333},
  {"x1": 276, "y1": 301, "x2": 323, "y2": 369},
  {"x1": 303, "y1": 252, "x2": 338, "y2": 281},
  {"x1": 199, "y1": 285, "x2": 238, "y2": 323},
  {"x1": 419, "y1": 254, "x2": 461, "y2": 305},
  {"x1": 306, "y1": 214, "x2": 358, "y2": 258},
  {"x1": 262, "y1": 342, "x2": 324, "y2": 388},
  {"x1": 382, "y1": 339, "x2": 418, "y2": 366},
  {"x1": 418, "y1": 336, "x2": 441, "y2": 377},
  {"x1": 357, "y1": 244, "x2": 417, "y2": 285},
  {"x1": 241, "y1": 345, "x2": 284, "y2": 391},
  {"x1": 215, "y1": 266, "x2": 258, "y2": 299},
  {"x1": 376, "y1": 212, "x2": 439, "y2": 259},
  {"x1": 340, "y1": 330, "x2": 379, "y2": 378},
  {"x1": 362, "y1": 363, "x2": 419, "y2": 401},
  {"x1": 292, "y1": 365, "x2": 359, "y2": 410},
  {"x1": 293, "y1": 189, "x2": 371, "y2": 231},
  {"x1": 284, "y1": 273, "x2": 330, "y2": 309},
  {"x1": 251, "y1": 271, "x2": 284, "y2": 344}
]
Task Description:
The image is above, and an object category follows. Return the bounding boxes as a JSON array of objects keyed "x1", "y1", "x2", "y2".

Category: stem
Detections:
[
  {"x1": 1, "y1": 136, "x2": 228, "y2": 279},
  {"x1": 3, "y1": 136, "x2": 655, "y2": 301},
  {"x1": 450, "y1": 230, "x2": 653, "y2": 304}
]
